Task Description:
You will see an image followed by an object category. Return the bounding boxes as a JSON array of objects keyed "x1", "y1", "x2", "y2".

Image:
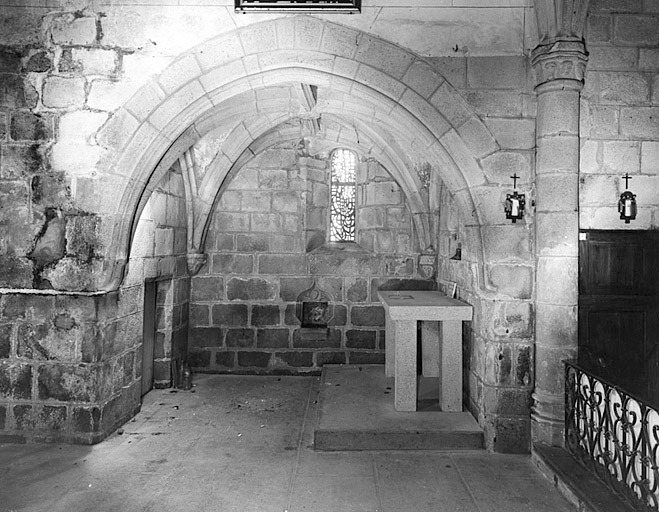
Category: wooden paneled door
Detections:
[{"x1": 579, "y1": 230, "x2": 659, "y2": 407}]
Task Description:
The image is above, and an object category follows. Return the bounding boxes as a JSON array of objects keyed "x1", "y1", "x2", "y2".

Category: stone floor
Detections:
[
  {"x1": 314, "y1": 365, "x2": 484, "y2": 451},
  {"x1": 0, "y1": 373, "x2": 576, "y2": 512}
]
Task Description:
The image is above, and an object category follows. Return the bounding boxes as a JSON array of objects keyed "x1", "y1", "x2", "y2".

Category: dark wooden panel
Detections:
[
  {"x1": 579, "y1": 231, "x2": 657, "y2": 296},
  {"x1": 579, "y1": 230, "x2": 659, "y2": 407}
]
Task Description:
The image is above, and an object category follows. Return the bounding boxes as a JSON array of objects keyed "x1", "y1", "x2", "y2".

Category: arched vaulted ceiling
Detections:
[
  {"x1": 152, "y1": 82, "x2": 447, "y2": 256},
  {"x1": 97, "y1": 16, "x2": 504, "y2": 290}
]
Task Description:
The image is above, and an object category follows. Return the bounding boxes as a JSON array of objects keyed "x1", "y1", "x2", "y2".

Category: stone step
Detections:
[{"x1": 314, "y1": 365, "x2": 485, "y2": 451}]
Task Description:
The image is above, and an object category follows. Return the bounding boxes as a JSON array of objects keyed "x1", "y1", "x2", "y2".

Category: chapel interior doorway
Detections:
[{"x1": 141, "y1": 279, "x2": 158, "y2": 397}]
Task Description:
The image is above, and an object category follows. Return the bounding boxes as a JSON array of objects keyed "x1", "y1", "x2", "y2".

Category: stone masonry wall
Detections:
[
  {"x1": 189, "y1": 147, "x2": 433, "y2": 375},
  {"x1": 122, "y1": 168, "x2": 190, "y2": 389},
  {"x1": 0, "y1": 31, "x2": 144, "y2": 442},
  {"x1": 0, "y1": 162, "x2": 188, "y2": 444},
  {"x1": 0, "y1": 4, "x2": 533, "y2": 449},
  {"x1": 4, "y1": 1, "x2": 655, "y2": 454},
  {"x1": 438, "y1": 185, "x2": 535, "y2": 454},
  {"x1": 0, "y1": 290, "x2": 142, "y2": 444},
  {"x1": 435, "y1": 55, "x2": 536, "y2": 453},
  {"x1": 0, "y1": 10, "x2": 126, "y2": 291},
  {"x1": 580, "y1": 1, "x2": 659, "y2": 229}
]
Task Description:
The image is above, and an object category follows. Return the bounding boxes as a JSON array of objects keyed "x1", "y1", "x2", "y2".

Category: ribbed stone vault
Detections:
[
  {"x1": 99, "y1": 16, "x2": 503, "y2": 290},
  {"x1": 149, "y1": 83, "x2": 445, "y2": 256}
]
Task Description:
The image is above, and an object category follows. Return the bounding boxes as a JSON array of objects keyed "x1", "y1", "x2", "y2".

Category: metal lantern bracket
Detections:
[
  {"x1": 618, "y1": 173, "x2": 637, "y2": 224},
  {"x1": 504, "y1": 173, "x2": 525, "y2": 223}
]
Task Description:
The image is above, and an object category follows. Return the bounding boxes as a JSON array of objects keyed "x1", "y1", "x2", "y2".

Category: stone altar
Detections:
[{"x1": 377, "y1": 290, "x2": 473, "y2": 412}]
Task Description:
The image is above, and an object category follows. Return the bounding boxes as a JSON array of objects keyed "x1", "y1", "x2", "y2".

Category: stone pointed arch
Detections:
[
  {"x1": 98, "y1": 16, "x2": 498, "y2": 290},
  {"x1": 193, "y1": 112, "x2": 436, "y2": 254}
]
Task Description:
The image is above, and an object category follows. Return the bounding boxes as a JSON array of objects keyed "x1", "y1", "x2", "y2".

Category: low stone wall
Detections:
[{"x1": 0, "y1": 290, "x2": 141, "y2": 444}]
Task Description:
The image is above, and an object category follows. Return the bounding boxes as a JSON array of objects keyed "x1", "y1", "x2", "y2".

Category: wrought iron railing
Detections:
[{"x1": 565, "y1": 361, "x2": 659, "y2": 511}]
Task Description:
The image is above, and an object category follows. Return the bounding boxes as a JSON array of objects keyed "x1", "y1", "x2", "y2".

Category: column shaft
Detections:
[{"x1": 532, "y1": 73, "x2": 584, "y2": 446}]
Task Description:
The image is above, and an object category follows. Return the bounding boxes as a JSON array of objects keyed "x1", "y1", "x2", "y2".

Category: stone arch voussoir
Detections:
[{"x1": 103, "y1": 16, "x2": 494, "y2": 290}]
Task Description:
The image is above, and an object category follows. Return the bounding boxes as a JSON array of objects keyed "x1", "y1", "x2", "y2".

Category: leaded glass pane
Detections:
[
  {"x1": 329, "y1": 149, "x2": 356, "y2": 242},
  {"x1": 331, "y1": 149, "x2": 355, "y2": 183},
  {"x1": 330, "y1": 183, "x2": 355, "y2": 242}
]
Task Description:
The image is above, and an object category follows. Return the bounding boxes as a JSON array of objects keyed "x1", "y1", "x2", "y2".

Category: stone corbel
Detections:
[
  {"x1": 178, "y1": 148, "x2": 210, "y2": 277},
  {"x1": 187, "y1": 252, "x2": 207, "y2": 275},
  {"x1": 178, "y1": 148, "x2": 209, "y2": 276},
  {"x1": 179, "y1": 150, "x2": 198, "y2": 250}
]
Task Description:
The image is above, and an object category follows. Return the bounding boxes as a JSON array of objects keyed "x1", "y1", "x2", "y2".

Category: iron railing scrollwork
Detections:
[{"x1": 565, "y1": 361, "x2": 659, "y2": 511}]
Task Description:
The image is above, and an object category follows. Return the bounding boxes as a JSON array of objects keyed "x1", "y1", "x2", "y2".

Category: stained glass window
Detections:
[{"x1": 329, "y1": 149, "x2": 356, "y2": 242}]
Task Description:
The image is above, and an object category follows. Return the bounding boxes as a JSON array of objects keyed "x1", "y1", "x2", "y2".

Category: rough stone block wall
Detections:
[
  {"x1": 0, "y1": 42, "x2": 101, "y2": 290},
  {"x1": 434, "y1": 55, "x2": 537, "y2": 453},
  {"x1": 189, "y1": 148, "x2": 432, "y2": 375},
  {"x1": 0, "y1": 9, "x2": 133, "y2": 291},
  {"x1": 0, "y1": 26, "x2": 149, "y2": 441},
  {"x1": 0, "y1": 163, "x2": 189, "y2": 444},
  {"x1": 438, "y1": 185, "x2": 535, "y2": 454},
  {"x1": 0, "y1": 291, "x2": 142, "y2": 444},
  {"x1": 580, "y1": 2, "x2": 659, "y2": 229}
]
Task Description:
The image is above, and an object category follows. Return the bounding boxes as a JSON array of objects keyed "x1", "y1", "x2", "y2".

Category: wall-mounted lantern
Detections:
[
  {"x1": 504, "y1": 173, "x2": 525, "y2": 223},
  {"x1": 618, "y1": 173, "x2": 637, "y2": 224}
]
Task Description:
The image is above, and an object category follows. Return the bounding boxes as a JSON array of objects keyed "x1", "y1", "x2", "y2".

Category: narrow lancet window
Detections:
[{"x1": 329, "y1": 149, "x2": 356, "y2": 242}]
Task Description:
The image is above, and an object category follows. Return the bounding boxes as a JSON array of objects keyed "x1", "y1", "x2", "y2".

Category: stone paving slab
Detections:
[
  {"x1": 314, "y1": 364, "x2": 484, "y2": 451},
  {"x1": 0, "y1": 373, "x2": 577, "y2": 512}
]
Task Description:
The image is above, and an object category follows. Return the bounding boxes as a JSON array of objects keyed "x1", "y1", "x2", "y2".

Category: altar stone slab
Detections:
[{"x1": 377, "y1": 290, "x2": 473, "y2": 412}]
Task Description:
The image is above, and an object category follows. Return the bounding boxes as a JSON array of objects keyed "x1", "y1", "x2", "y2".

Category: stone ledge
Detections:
[
  {"x1": 309, "y1": 242, "x2": 371, "y2": 254},
  {"x1": 532, "y1": 444, "x2": 638, "y2": 512}
]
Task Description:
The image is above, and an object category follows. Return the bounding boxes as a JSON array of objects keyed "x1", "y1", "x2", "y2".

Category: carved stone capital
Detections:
[
  {"x1": 531, "y1": 40, "x2": 588, "y2": 89},
  {"x1": 186, "y1": 252, "x2": 207, "y2": 275}
]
